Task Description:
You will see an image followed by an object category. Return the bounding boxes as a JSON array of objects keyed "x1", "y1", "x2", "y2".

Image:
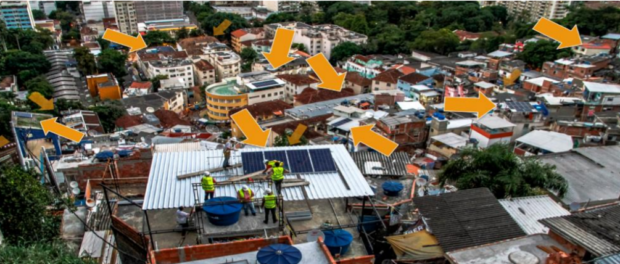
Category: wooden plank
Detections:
[
  {"x1": 176, "y1": 164, "x2": 243, "y2": 180},
  {"x1": 282, "y1": 182, "x2": 310, "y2": 188},
  {"x1": 212, "y1": 178, "x2": 306, "y2": 186},
  {"x1": 227, "y1": 170, "x2": 263, "y2": 182}
]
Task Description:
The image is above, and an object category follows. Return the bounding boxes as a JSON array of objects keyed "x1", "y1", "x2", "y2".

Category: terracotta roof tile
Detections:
[
  {"x1": 154, "y1": 109, "x2": 190, "y2": 128},
  {"x1": 229, "y1": 100, "x2": 292, "y2": 118},
  {"x1": 345, "y1": 72, "x2": 371, "y2": 86},
  {"x1": 276, "y1": 74, "x2": 318, "y2": 86},
  {"x1": 294, "y1": 87, "x2": 355, "y2": 105},
  {"x1": 372, "y1": 69, "x2": 403, "y2": 84},
  {"x1": 231, "y1": 29, "x2": 247, "y2": 38},
  {"x1": 130, "y1": 81, "x2": 153, "y2": 89},
  {"x1": 194, "y1": 60, "x2": 215, "y2": 71},
  {"x1": 115, "y1": 115, "x2": 144, "y2": 128},
  {"x1": 177, "y1": 36, "x2": 219, "y2": 49},
  {"x1": 80, "y1": 26, "x2": 98, "y2": 35},
  {"x1": 399, "y1": 72, "x2": 430, "y2": 84}
]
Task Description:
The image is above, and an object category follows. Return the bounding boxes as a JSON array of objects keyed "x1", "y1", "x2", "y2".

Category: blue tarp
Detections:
[{"x1": 383, "y1": 181, "x2": 404, "y2": 193}]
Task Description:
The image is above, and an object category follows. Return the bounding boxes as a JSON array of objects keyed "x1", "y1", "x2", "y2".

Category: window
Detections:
[
  {"x1": 375, "y1": 81, "x2": 379, "y2": 85},
  {"x1": 261, "y1": 94, "x2": 265, "y2": 98}
]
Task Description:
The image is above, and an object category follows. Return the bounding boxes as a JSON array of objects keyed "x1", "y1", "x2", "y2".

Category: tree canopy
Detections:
[
  {"x1": 0, "y1": 242, "x2": 96, "y2": 264},
  {"x1": 200, "y1": 12, "x2": 250, "y2": 42},
  {"x1": 410, "y1": 28, "x2": 460, "y2": 55},
  {"x1": 2, "y1": 50, "x2": 51, "y2": 83},
  {"x1": 517, "y1": 40, "x2": 573, "y2": 69},
  {"x1": 240, "y1": 48, "x2": 258, "y2": 72},
  {"x1": 561, "y1": 6, "x2": 620, "y2": 36},
  {"x1": 91, "y1": 100, "x2": 127, "y2": 132},
  {"x1": 97, "y1": 49, "x2": 128, "y2": 84},
  {"x1": 439, "y1": 144, "x2": 568, "y2": 198},
  {"x1": 330, "y1": 42, "x2": 363, "y2": 64},
  {"x1": 73, "y1": 47, "x2": 97, "y2": 76},
  {"x1": 143, "y1": 31, "x2": 176, "y2": 47}
]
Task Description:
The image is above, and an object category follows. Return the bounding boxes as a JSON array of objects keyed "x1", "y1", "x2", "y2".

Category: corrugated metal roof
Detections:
[
  {"x1": 596, "y1": 254, "x2": 620, "y2": 264},
  {"x1": 499, "y1": 195, "x2": 570, "y2": 235},
  {"x1": 350, "y1": 152, "x2": 410, "y2": 176},
  {"x1": 143, "y1": 144, "x2": 373, "y2": 210}
]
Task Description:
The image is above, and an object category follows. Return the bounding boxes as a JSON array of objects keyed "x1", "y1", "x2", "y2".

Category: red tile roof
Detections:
[
  {"x1": 229, "y1": 100, "x2": 292, "y2": 118},
  {"x1": 294, "y1": 87, "x2": 355, "y2": 105},
  {"x1": 154, "y1": 109, "x2": 191, "y2": 128},
  {"x1": 372, "y1": 69, "x2": 403, "y2": 84},
  {"x1": 80, "y1": 26, "x2": 98, "y2": 35},
  {"x1": 178, "y1": 36, "x2": 219, "y2": 48},
  {"x1": 194, "y1": 60, "x2": 215, "y2": 71},
  {"x1": 130, "y1": 81, "x2": 153, "y2": 89},
  {"x1": 115, "y1": 115, "x2": 143, "y2": 128},
  {"x1": 294, "y1": 50, "x2": 311, "y2": 58},
  {"x1": 582, "y1": 42, "x2": 612, "y2": 50},
  {"x1": 399, "y1": 72, "x2": 430, "y2": 84},
  {"x1": 276, "y1": 74, "x2": 318, "y2": 86},
  {"x1": 353, "y1": 55, "x2": 370, "y2": 62},
  {"x1": 345, "y1": 72, "x2": 371, "y2": 87},
  {"x1": 231, "y1": 29, "x2": 247, "y2": 38},
  {"x1": 454, "y1": 30, "x2": 482, "y2": 41}
]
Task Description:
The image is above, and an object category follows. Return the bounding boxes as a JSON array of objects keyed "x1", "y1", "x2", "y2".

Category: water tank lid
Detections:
[
  {"x1": 508, "y1": 251, "x2": 539, "y2": 264},
  {"x1": 323, "y1": 229, "x2": 353, "y2": 247},
  {"x1": 256, "y1": 244, "x2": 302, "y2": 264},
  {"x1": 382, "y1": 181, "x2": 404, "y2": 193},
  {"x1": 203, "y1": 197, "x2": 242, "y2": 214}
]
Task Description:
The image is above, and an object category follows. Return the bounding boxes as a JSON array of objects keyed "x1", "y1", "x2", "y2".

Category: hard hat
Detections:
[
  {"x1": 204, "y1": 171, "x2": 210, "y2": 175},
  {"x1": 264, "y1": 159, "x2": 269, "y2": 163},
  {"x1": 264, "y1": 188, "x2": 272, "y2": 194},
  {"x1": 242, "y1": 185, "x2": 248, "y2": 190},
  {"x1": 230, "y1": 137, "x2": 237, "y2": 142}
]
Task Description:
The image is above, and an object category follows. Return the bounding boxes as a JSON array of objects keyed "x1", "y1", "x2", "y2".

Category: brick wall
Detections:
[
  {"x1": 59, "y1": 149, "x2": 152, "y2": 190},
  {"x1": 548, "y1": 230, "x2": 587, "y2": 258},
  {"x1": 151, "y1": 236, "x2": 294, "y2": 264},
  {"x1": 317, "y1": 237, "x2": 374, "y2": 264},
  {"x1": 112, "y1": 215, "x2": 151, "y2": 264}
]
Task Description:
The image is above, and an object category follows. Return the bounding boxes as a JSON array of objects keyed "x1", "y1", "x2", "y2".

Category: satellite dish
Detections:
[
  {"x1": 72, "y1": 188, "x2": 80, "y2": 195},
  {"x1": 307, "y1": 229, "x2": 325, "y2": 243},
  {"x1": 146, "y1": 107, "x2": 155, "y2": 113},
  {"x1": 70, "y1": 181, "x2": 79, "y2": 188}
]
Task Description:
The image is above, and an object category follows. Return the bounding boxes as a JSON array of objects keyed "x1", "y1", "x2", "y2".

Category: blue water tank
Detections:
[
  {"x1": 257, "y1": 244, "x2": 302, "y2": 264},
  {"x1": 95, "y1": 151, "x2": 114, "y2": 162},
  {"x1": 382, "y1": 181, "x2": 404, "y2": 196},
  {"x1": 358, "y1": 215, "x2": 380, "y2": 233},
  {"x1": 323, "y1": 229, "x2": 353, "y2": 256},
  {"x1": 117, "y1": 150, "x2": 132, "y2": 158},
  {"x1": 433, "y1": 112, "x2": 446, "y2": 120},
  {"x1": 202, "y1": 197, "x2": 242, "y2": 226}
]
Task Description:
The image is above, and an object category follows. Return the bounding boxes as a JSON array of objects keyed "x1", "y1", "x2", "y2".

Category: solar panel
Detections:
[
  {"x1": 330, "y1": 118, "x2": 352, "y2": 128},
  {"x1": 241, "y1": 151, "x2": 265, "y2": 174},
  {"x1": 252, "y1": 80, "x2": 278, "y2": 88},
  {"x1": 309, "y1": 149, "x2": 337, "y2": 172},
  {"x1": 506, "y1": 101, "x2": 534, "y2": 113},
  {"x1": 286, "y1": 150, "x2": 314, "y2": 173},
  {"x1": 264, "y1": 151, "x2": 289, "y2": 170}
]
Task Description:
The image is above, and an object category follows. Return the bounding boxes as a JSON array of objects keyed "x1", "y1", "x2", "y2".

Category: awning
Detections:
[{"x1": 386, "y1": 230, "x2": 444, "y2": 260}]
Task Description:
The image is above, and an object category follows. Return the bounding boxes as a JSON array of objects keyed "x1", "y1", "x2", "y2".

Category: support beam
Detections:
[
  {"x1": 176, "y1": 164, "x2": 243, "y2": 179},
  {"x1": 281, "y1": 181, "x2": 310, "y2": 188}
]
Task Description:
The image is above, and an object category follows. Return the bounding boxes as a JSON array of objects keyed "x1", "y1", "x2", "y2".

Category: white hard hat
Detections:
[
  {"x1": 264, "y1": 159, "x2": 269, "y2": 163},
  {"x1": 230, "y1": 137, "x2": 237, "y2": 142},
  {"x1": 204, "y1": 171, "x2": 210, "y2": 175},
  {"x1": 242, "y1": 185, "x2": 248, "y2": 190},
  {"x1": 264, "y1": 188, "x2": 272, "y2": 194}
]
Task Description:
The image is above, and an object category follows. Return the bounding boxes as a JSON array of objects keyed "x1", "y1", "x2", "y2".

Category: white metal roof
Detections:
[
  {"x1": 431, "y1": 133, "x2": 468, "y2": 148},
  {"x1": 474, "y1": 81, "x2": 495, "y2": 89},
  {"x1": 397, "y1": 101, "x2": 425, "y2": 111},
  {"x1": 516, "y1": 130, "x2": 573, "y2": 153},
  {"x1": 487, "y1": 50, "x2": 512, "y2": 58},
  {"x1": 584, "y1": 81, "x2": 620, "y2": 94},
  {"x1": 525, "y1": 77, "x2": 559, "y2": 87},
  {"x1": 143, "y1": 144, "x2": 374, "y2": 210},
  {"x1": 447, "y1": 119, "x2": 473, "y2": 129},
  {"x1": 476, "y1": 115, "x2": 515, "y2": 129},
  {"x1": 537, "y1": 93, "x2": 583, "y2": 106},
  {"x1": 499, "y1": 196, "x2": 570, "y2": 235}
]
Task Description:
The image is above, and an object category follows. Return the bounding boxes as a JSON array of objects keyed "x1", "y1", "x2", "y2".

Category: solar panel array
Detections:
[
  {"x1": 506, "y1": 101, "x2": 535, "y2": 113},
  {"x1": 241, "y1": 148, "x2": 337, "y2": 174},
  {"x1": 252, "y1": 80, "x2": 279, "y2": 89}
]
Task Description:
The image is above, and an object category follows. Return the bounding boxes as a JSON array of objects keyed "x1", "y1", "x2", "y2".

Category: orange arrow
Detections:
[
  {"x1": 533, "y1": 17, "x2": 581, "y2": 49},
  {"x1": 444, "y1": 92, "x2": 496, "y2": 119},
  {"x1": 102, "y1": 29, "x2": 147, "y2": 52},
  {"x1": 231, "y1": 109, "x2": 271, "y2": 147},
  {"x1": 262, "y1": 28, "x2": 295, "y2": 69},
  {"x1": 287, "y1": 124, "x2": 307, "y2": 145},
  {"x1": 41, "y1": 118, "x2": 84, "y2": 142},
  {"x1": 503, "y1": 69, "x2": 521, "y2": 86},
  {"x1": 351, "y1": 125, "x2": 398, "y2": 156},
  {"x1": 307, "y1": 53, "x2": 346, "y2": 91},
  {"x1": 28, "y1": 92, "x2": 54, "y2": 110},
  {"x1": 0, "y1": 136, "x2": 9, "y2": 148},
  {"x1": 213, "y1": 19, "x2": 232, "y2": 36}
]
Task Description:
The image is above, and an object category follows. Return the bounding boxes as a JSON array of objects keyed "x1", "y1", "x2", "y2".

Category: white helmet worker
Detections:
[
  {"x1": 204, "y1": 171, "x2": 211, "y2": 175},
  {"x1": 242, "y1": 185, "x2": 249, "y2": 190},
  {"x1": 264, "y1": 188, "x2": 272, "y2": 195}
]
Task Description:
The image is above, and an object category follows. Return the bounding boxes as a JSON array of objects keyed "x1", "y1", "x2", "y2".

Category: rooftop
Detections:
[
  {"x1": 475, "y1": 115, "x2": 515, "y2": 129},
  {"x1": 413, "y1": 188, "x2": 526, "y2": 252},
  {"x1": 350, "y1": 152, "x2": 410, "y2": 176},
  {"x1": 537, "y1": 145, "x2": 620, "y2": 205},
  {"x1": 399, "y1": 72, "x2": 431, "y2": 85},
  {"x1": 276, "y1": 74, "x2": 318, "y2": 86},
  {"x1": 499, "y1": 195, "x2": 570, "y2": 235},
  {"x1": 431, "y1": 132, "x2": 468, "y2": 149},
  {"x1": 380, "y1": 115, "x2": 422, "y2": 128},
  {"x1": 516, "y1": 130, "x2": 573, "y2": 153},
  {"x1": 373, "y1": 69, "x2": 403, "y2": 84},
  {"x1": 584, "y1": 81, "x2": 620, "y2": 94},
  {"x1": 229, "y1": 100, "x2": 292, "y2": 118},
  {"x1": 294, "y1": 87, "x2": 355, "y2": 105},
  {"x1": 540, "y1": 204, "x2": 620, "y2": 257}
]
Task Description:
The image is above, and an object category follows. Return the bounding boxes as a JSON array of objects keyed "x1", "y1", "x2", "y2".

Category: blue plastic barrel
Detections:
[
  {"x1": 202, "y1": 197, "x2": 242, "y2": 226},
  {"x1": 95, "y1": 151, "x2": 114, "y2": 161},
  {"x1": 357, "y1": 215, "x2": 380, "y2": 233},
  {"x1": 382, "y1": 181, "x2": 404, "y2": 196},
  {"x1": 323, "y1": 229, "x2": 353, "y2": 256}
]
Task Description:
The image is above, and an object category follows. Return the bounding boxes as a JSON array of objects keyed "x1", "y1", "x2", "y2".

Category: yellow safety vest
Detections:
[
  {"x1": 201, "y1": 176, "x2": 214, "y2": 191},
  {"x1": 272, "y1": 167, "x2": 284, "y2": 181},
  {"x1": 238, "y1": 189, "x2": 253, "y2": 199},
  {"x1": 264, "y1": 194, "x2": 276, "y2": 209},
  {"x1": 268, "y1": 160, "x2": 277, "y2": 167}
]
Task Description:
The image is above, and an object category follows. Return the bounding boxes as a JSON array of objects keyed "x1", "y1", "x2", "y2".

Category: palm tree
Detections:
[{"x1": 438, "y1": 144, "x2": 568, "y2": 198}]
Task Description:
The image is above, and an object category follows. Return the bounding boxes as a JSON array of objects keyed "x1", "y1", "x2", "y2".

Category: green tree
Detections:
[
  {"x1": 240, "y1": 48, "x2": 258, "y2": 72},
  {"x1": 97, "y1": 49, "x2": 129, "y2": 83},
  {"x1": 517, "y1": 40, "x2": 573, "y2": 69},
  {"x1": 97, "y1": 36, "x2": 111, "y2": 50},
  {"x1": 0, "y1": 166, "x2": 59, "y2": 245},
  {"x1": 292, "y1": 43, "x2": 306, "y2": 52},
  {"x1": 176, "y1": 27, "x2": 189, "y2": 40},
  {"x1": 561, "y1": 6, "x2": 620, "y2": 36},
  {"x1": 201, "y1": 12, "x2": 250, "y2": 42},
  {"x1": 189, "y1": 28, "x2": 204, "y2": 37},
  {"x1": 265, "y1": 12, "x2": 297, "y2": 24},
  {"x1": 333, "y1": 13, "x2": 369, "y2": 35},
  {"x1": 0, "y1": 242, "x2": 96, "y2": 264},
  {"x1": 143, "y1": 31, "x2": 176, "y2": 46},
  {"x1": 91, "y1": 100, "x2": 127, "y2": 132},
  {"x1": 5, "y1": 28, "x2": 54, "y2": 53},
  {"x1": 53, "y1": 11, "x2": 75, "y2": 32},
  {"x1": 150, "y1": 74, "x2": 169, "y2": 92},
  {"x1": 330, "y1": 42, "x2": 362, "y2": 64},
  {"x1": 73, "y1": 47, "x2": 97, "y2": 75},
  {"x1": 54, "y1": 99, "x2": 84, "y2": 115},
  {"x1": 2, "y1": 51, "x2": 50, "y2": 83},
  {"x1": 411, "y1": 28, "x2": 459, "y2": 55},
  {"x1": 32, "y1": 9, "x2": 46, "y2": 20},
  {"x1": 366, "y1": 23, "x2": 408, "y2": 54},
  {"x1": 439, "y1": 144, "x2": 568, "y2": 198},
  {"x1": 24, "y1": 76, "x2": 54, "y2": 99},
  {"x1": 274, "y1": 135, "x2": 308, "y2": 146}
]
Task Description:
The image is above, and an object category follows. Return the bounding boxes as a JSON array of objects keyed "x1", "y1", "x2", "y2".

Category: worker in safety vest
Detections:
[
  {"x1": 270, "y1": 162, "x2": 289, "y2": 195},
  {"x1": 262, "y1": 188, "x2": 278, "y2": 224},
  {"x1": 201, "y1": 171, "x2": 216, "y2": 202},
  {"x1": 237, "y1": 185, "x2": 256, "y2": 216},
  {"x1": 262, "y1": 159, "x2": 282, "y2": 174}
]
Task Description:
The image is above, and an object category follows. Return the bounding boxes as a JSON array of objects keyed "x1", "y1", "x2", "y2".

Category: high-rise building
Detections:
[
  {"x1": 262, "y1": 1, "x2": 300, "y2": 13},
  {"x1": 114, "y1": 1, "x2": 184, "y2": 35},
  {"x1": 29, "y1": 1, "x2": 56, "y2": 16},
  {"x1": 489, "y1": 1, "x2": 572, "y2": 22},
  {"x1": 0, "y1": 1, "x2": 35, "y2": 30},
  {"x1": 81, "y1": 0, "x2": 115, "y2": 22}
]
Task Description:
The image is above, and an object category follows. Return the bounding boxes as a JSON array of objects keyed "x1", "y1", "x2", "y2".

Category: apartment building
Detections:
[
  {"x1": 276, "y1": 74, "x2": 318, "y2": 104},
  {"x1": 113, "y1": 1, "x2": 184, "y2": 34},
  {"x1": 491, "y1": 1, "x2": 572, "y2": 22},
  {"x1": 202, "y1": 42, "x2": 241, "y2": 81},
  {"x1": 541, "y1": 56, "x2": 611, "y2": 80},
  {"x1": 29, "y1": 1, "x2": 56, "y2": 16},
  {"x1": 262, "y1": 1, "x2": 300, "y2": 13},
  {"x1": 582, "y1": 81, "x2": 620, "y2": 121},
  {"x1": 470, "y1": 115, "x2": 516, "y2": 148},
  {"x1": 0, "y1": 1, "x2": 35, "y2": 30},
  {"x1": 265, "y1": 22, "x2": 367, "y2": 59},
  {"x1": 231, "y1": 27, "x2": 265, "y2": 52},
  {"x1": 376, "y1": 116, "x2": 427, "y2": 147},
  {"x1": 81, "y1": 1, "x2": 115, "y2": 22},
  {"x1": 194, "y1": 60, "x2": 216, "y2": 86},
  {"x1": 137, "y1": 47, "x2": 194, "y2": 90},
  {"x1": 113, "y1": 1, "x2": 137, "y2": 34}
]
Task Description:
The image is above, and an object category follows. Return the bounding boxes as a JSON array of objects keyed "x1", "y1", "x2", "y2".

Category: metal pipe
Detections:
[
  {"x1": 366, "y1": 196, "x2": 387, "y2": 230},
  {"x1": 143, "y1": 210, "x2": 156, "y2": 250}
]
